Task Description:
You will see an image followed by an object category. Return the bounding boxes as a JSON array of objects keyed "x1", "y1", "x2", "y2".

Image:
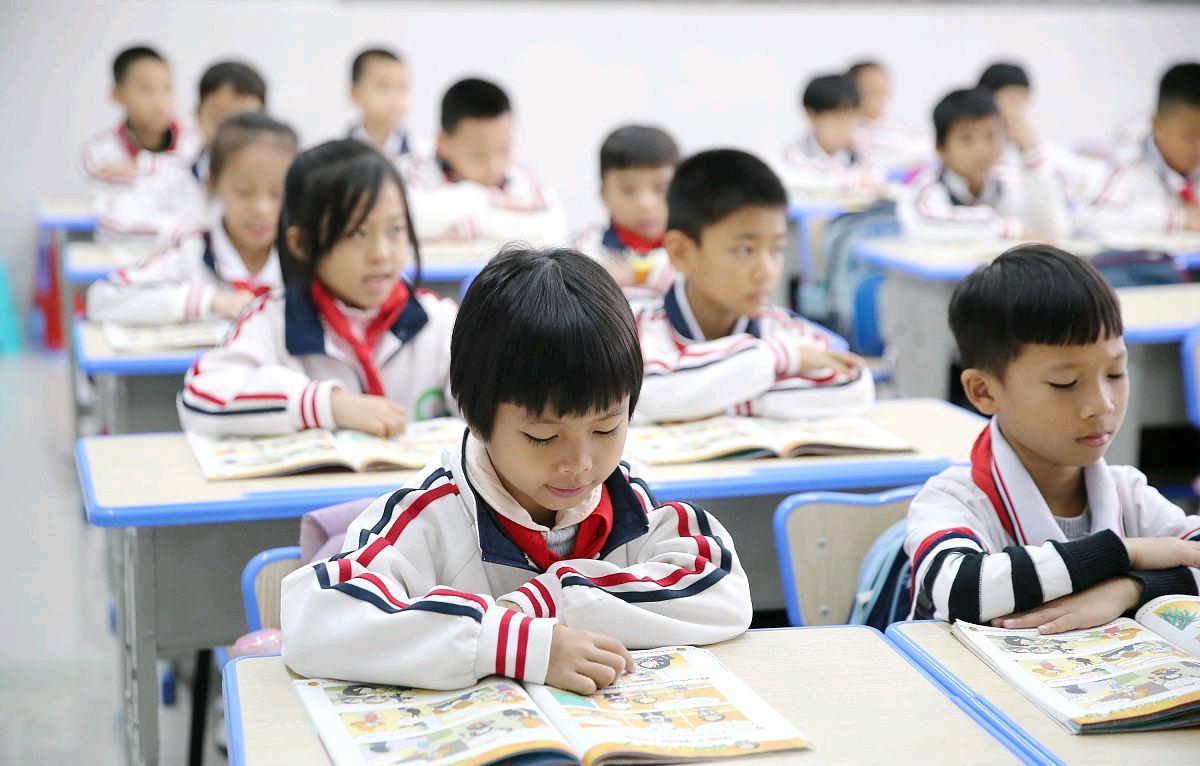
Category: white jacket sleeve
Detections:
[
  {"x1": 1012, "y1": 147, "x2": 1070, "y2": 241},
  {"x1": 905, "y1": 476, "x2": 1132, "y2": 623},
  {"x1": 1118, "y1": 466, "x2": 1200, "y2": 602},
  {"x1": 638, "y1": 332, "x2": 787, "y2": 422},
  {"x1": 86, "y1": 243, "x2": 214, "y2": 325},
  {"x1": 1074, "y1": 164, "x2": 1187, "y2": 237},
  {"x1": 500, "y1": 499, "x2": 751, "y2": 649},
  {"x1": 751, "y1": 368, "x2": 876, "y2": 419},
  {"x1": 898, "y1": 177, "x2": 1020, "y2": 241},
  {"x1": 476, "y1": 189, "x2": 569, "y2": 245},
  {"x1": 177, "y1": 297, "x2": 340, "y2": 435},
  {"x1": 93, "y1": 169, "x2": 205, "y2": 246},
  {"x1": 407, "y1": 183, "x2": 492, "y2": 241},
  {"x1": 281, "y1": 485, "x2": 557, "y2": 688}
]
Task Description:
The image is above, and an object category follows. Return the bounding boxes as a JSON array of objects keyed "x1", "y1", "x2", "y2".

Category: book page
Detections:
[
  {"x1": 1137, "y1": 595, "x2": 1200, "y2": 658},
  {"x1": 293, "y1": 677, "x2": 577, "y2": 766},
  {"x1": 186, "y1": 429, "x2": 350, "y2": 481},
  {"x1": 953, "y1": 619, "x2": 1200, "y2": 732},
  {"x1": 337, "y1": 418, "x2": 466, "y2": 471},
  {"x1": 625, "y1": 417, "x2": 780, "y2": 465},
  {"x1": 753, "y1": 416, "x2": 912, "y2": 457},
  {"x1": 525, "y1": 646, "x2": 810, "y2": 765},
  {"x1": 102, "y1": 320, "x2": 228, "y2": 351}
]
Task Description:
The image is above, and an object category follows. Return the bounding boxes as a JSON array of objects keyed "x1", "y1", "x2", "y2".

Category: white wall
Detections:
[{"x1": 2, "y1": 0, "x2": 1198, "y2": 326}]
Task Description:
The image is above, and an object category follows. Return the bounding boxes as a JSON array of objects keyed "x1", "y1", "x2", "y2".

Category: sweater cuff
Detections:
[
  {"x1": 290, "y1": 380, "x2": 341, "y2": 431},
  {"x1": 1128, "y1": 567, "x2": 1200, "y2": 608},
  {"x1": 473, "y1": 606, "x2": 557, "y2": 684},
  {"x1": 187, "y1": 285, "x2": 216, "y2": 322},
  {"x1": 1051, "y1": 529, "x2": 1131, "y2": 592}
]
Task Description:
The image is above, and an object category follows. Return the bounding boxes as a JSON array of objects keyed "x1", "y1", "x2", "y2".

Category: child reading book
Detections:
[{"x1": 281, "y1": 246, "x2": 752, "y2": 694}]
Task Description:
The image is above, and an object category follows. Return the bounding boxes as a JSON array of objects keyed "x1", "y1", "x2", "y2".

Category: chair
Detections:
[
  {"x1": 1184, "y1": 326, "x2": 1200, "y2": 431},
  {"x1": 241, "y1": 546, "x2": 304, "y2": 632},
  {"x1": 773, "y1": 486, "x2": 920, "y2": 626}
]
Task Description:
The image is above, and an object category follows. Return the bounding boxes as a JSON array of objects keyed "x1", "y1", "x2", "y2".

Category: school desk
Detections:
[
  {"x1": 887, "y1": 621, "x2": 1200, "y2": 766},
  {"x1": 862, "y1": 235, "x2": 1200, "y2": 465},
  {"x1": 73, "y1": 320, "x2": 193, "y2": 433},
  {"x1": 76, "y1": 398, "x2": 983, "y2": 766},
  {"x1": 788, "y1": 191, "x2": 879, "y2": 282},
  {"x1": 223, "y1": 627, "x2": 1025, "y2": 766},
  {"x1": 36, "y1": 196, "x2": 97, "y2": 233}
]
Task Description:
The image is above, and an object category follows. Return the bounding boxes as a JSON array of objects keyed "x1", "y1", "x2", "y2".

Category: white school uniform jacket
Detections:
[
  {"x1": 905, "y1": 419, "x2": 1200, "y2": 624},
  {"x1": 781, "y1": 134, "x2": 883, "y2": 194},
  {"x1": 80, "y1": 120, "x2": 204, "y2": 189},
  {"x1": 572, "y1": 224, "x2": 676, "y2": 307},
  {"x1": 634, "y1": 279, "x2": 875, "y2": 423},
  {"x1": 897, "y1": 148, "x2": 1069, "y2": 241},
  {"x1": 348, "y1": 124, "x2": 422, "y2": 162},
  {"x1": 93, "y1": 157, "x2": 209, "y2": 246},
  {"x1": 280, "y1": 434, "x2": 752, "y2": 688},
  {"x1": 400, "y1": 154, "x2": 568, "y2": 244},
  {"x1": 86, "y1": 212, "x2": 282, "y2": 326},
  {"x1": 177, "y1": 282, "x2": 456, "y2": 435},
  {"x1": 1075, "y1": 137, "x2": 1199, "y2": 238}
]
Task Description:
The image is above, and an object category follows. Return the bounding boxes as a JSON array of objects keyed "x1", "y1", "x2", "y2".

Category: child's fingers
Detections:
[
  {"x1": 566, "y1": 673, "x2": 598, "y2": 695},
  {"x1": 1038, "y1": 612, "x2": 1082, "y2": 635},
  {"x1": 593, "y1": 635, "x2": 634, "y2": 672},
  {"x1": 588, "y1": 645, "x2": 630, "y2": 678},
  {"x1": 579, "y1": 660, "x2": 620, "y2": 690},
  {"x1": 1001, "y1": 608, "x2": 1058, "y2": 630}
]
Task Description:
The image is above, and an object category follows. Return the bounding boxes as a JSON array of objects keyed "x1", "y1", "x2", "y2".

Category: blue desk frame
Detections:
[
  {"x1": 73, "y1": 319, "x2": 201, "y2": 377},
  {"x1": 222, "y1": 624, "x2": 1035, "y2": 766},
  {"x1": 887, "y1": 621, "x2": 1065, "y2": 766}
]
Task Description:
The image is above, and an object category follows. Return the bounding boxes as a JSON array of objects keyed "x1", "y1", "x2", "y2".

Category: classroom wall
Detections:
[{"x1": 3, "y1": 0, "x2": 1199, "y2": 330}]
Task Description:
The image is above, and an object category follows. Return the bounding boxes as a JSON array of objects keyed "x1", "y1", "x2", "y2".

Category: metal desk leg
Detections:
[{"x1": 124, "y1": 527, "x2": 161, "y2": 766}]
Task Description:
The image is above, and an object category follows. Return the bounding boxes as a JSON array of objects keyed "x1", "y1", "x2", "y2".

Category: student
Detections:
[
  {"x1": 573, "y1": 125, "x2": 680, "y2": 305},
  {"x1": 96, "y1": 61, "x2": 269, "y2": 244},
  {"x1": 1078, "y1": 62, "x2": 1200, "y2": 236},
  {"x1": 280, "y1": 246, "x2": 752, "y2": 691},
  {"x1": 906, "y1": 246, "x2": 1200, "y2": 631},
  {"x1": 845, "y1": 60, "x2": 927, "y2": 171},
  {"x1": 782, "y1": 73, "x2": 882, "y2": 195},
  {"x1": 88, "y1": 113, "x2": 297, "y2": 325},
  {"x1": 976, "y1": 61, "x2": 1106, "y2": 205},
  {"x1": 898, "y1": 87, "x2": 1068, "y2": 241},
  {"x1": 636, "y1": 149, "x2": 874, "y2": 423},
  {"x1": 402, "y1": 77, "x2": 567, "y2": 243},
  {"x1": 348, "y1": 47, "x2": 414, "y2": 161},
  {"x1": 80, "y1": 45, "x2": 203, "y2": 189},
  {"x1": 178, "y1": 139, "x2": 457, "y2": 436}
]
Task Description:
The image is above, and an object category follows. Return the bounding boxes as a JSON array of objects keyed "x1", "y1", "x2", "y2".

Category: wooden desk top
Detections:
[
  {"x1": 226, "y1": 628, "x2": 1018, "y2": 765},
  {"x1": 1118, "y1": 284, "x2": 1200, "y2": 342},
  {"x1": 892, "y1": 621, "x2": 1200, "y2": 764},
  {"x1": 73, "y1": 321, "x2": 203, "y2": 376},
  {"x1": 36, "y1": 196, "x2": 95, "y2": 224},
  {"x1": 78, "y1": 399, "x2": 984, "y2": 527}
]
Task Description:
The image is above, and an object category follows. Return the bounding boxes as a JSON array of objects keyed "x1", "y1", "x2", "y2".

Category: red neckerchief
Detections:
[
  {"x1": 611, "y1": 219, "x2": 664, "y2": 254},
  {"x1": 228, "y1": 280, "x2": 272, "y2": 298},
  {"x1": 310, "y1": 280, "x2": 409, "y2": 396},
  {"x1": 495, "y1": 486, "x2": 614, "y2": 571},
  {"x1": 1182, "y1": 178, "x2": 1196, "y2": 206},
  {"x1": 969, "y1": 424, "x2": 1023, "y2": 544}
]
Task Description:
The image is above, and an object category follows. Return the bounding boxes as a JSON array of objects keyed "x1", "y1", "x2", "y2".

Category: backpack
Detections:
[{"x1": 849, "y1": 519, "x2": 913, "y2": 631}]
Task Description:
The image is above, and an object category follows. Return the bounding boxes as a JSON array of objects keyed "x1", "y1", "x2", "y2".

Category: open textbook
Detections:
[
  {"x1": 626, "y1": 415, "x2": 911, "y2": 465},
  {"x1": 293, "y1": 646, "x2": 810, "y2": 766},
  {"x1": 102, "y1": 320, "x2": 229, "y2": 352},
  {"x1": 952, "y1": 594, "x2": 1200, "y2": 733},
  {"x1": 186, "y1": 418, "x2": 465, "y2": 481}
]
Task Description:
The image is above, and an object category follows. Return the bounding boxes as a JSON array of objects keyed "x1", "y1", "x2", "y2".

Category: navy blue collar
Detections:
[
  {"x1": 463, "y1": 435, "x2": 650, "y2": 572},
  {"x1": 664, "y1": 280, "x2": 760, "y2": 341},
  {"x1": 601, "y1": 224, "x2": 623, "y2": 251},
  {"x1": 938, "y1": 166, "x2": 1001, "y2": 207},
  {"x1": 283, "y1": 280, "x2": 429, "y2": 357},
  {"x1": 201, "y1": 232, "x2": 217, "y2": 277}
]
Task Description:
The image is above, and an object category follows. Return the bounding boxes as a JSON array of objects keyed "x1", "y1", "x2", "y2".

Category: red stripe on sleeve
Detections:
[
  {"x1": 356, "y1": 483, "x2": 461, "y2": 566},
  {"x1": 530, "y1": 578, "x2": 556, "y2": 618},
  {"x1": 427, "y1": 588, "x2": 489, "y2": 613},
  {"x1": 518, "y1": 585, "x2": 543, "y2": 617},
  {"x1": 495, "y1": 610, "x2": 515, "y2": 676},
  {"x1": 514, "y1": 616, "x2": 531, "y2": 679}
]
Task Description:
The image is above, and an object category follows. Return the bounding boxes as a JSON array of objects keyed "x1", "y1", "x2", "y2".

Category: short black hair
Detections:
[
  {"x1": 278, "y1": 139, "x2": 421, "y2": 288},
  {"x1": 977, "y1": 62, "x2": 1031, "y2": 93},
  {"x1": 846, "y1": 60, "x2": 884, "y2": 83},
  {"x1": 599, "y1": 125, "x2": 680, "y2": 177},
  {"x1": 933, "y1": 87, "x2": 1000, "y2": 147},
  {"x1": 441, "y1": 78, "x2": 510, "y2": 134},
  {"x1": 667, "y1": 148, "x2": 787, "y2": 242},
  {"x1": 802, "y1": 74, "x2": 860, "y2": 113},
  {"x1": 451, "y1": 246, "x2": 642, "y2": 441},
  {"x1": 199, "y1": 61, "x2": 267, "y2": 106},
  {"x1": 113, "y1": 46, "x2": 164, "y2": 84},
  {"x1": 351, "y1": 47, "x2": 403, "y2": 84},
  {"x1": 208, "y1": 112, "x2": 298, "y2": 182},
  {"x1": 1157, "y1": 62, "x2": 1200, "y2": 115},
  {"x1": 949, "y1": 244, "x2": 1123, "y2": 378}
]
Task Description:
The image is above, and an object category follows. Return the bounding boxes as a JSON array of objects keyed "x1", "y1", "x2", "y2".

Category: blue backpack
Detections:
[{"x1": 849, "y1": 519, "x2": 913, "y2": 631}]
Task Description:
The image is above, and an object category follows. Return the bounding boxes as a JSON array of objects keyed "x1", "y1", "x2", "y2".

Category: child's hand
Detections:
[
  {"x1": 793, "y1": 346, "x2": 865, "y2": 381},
  {"x1": 495, "y1": 599, "x2": 524, "y2": 612},
  {"x1": 1006, "y1": 112, "x2": 1040, "y2": 152},
  {"x1": 546, "y1": 625, "x2": 634, "y2": 695},
  {"x1": 1183, "y1": 206, "x2": 1200, "y2": 232},
  {"x1": 991, "y1": 577, "x2": 1141, "y2": 634},
  {"x1": 211, "y1": 289, "x2": 257, "y2": 320},
  {"x1": 330, "y1": 390, "x2": 408, "y2": 437},
  {"x1": 487, "y1": 190, "x2": 543, "y2": 213},
  {"x1": 1124, "y1": 537, "x2": 1200, "y2": 571},
  {"x1": 99, "y1": 161, "x2": 139, "y2": 182}
]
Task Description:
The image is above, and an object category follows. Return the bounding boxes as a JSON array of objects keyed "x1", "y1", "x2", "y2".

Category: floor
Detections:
[{"x1": 0, "y1": 353, "x2": 225, "y2": 766}]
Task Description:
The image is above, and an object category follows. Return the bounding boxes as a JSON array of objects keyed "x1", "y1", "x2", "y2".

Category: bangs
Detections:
[
  {"x1": 451, "y1": 247, "x2": 642, "y2": 439},
  {"x1": 312, "y1": 157, "x2": 387, "y2": 255}
]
